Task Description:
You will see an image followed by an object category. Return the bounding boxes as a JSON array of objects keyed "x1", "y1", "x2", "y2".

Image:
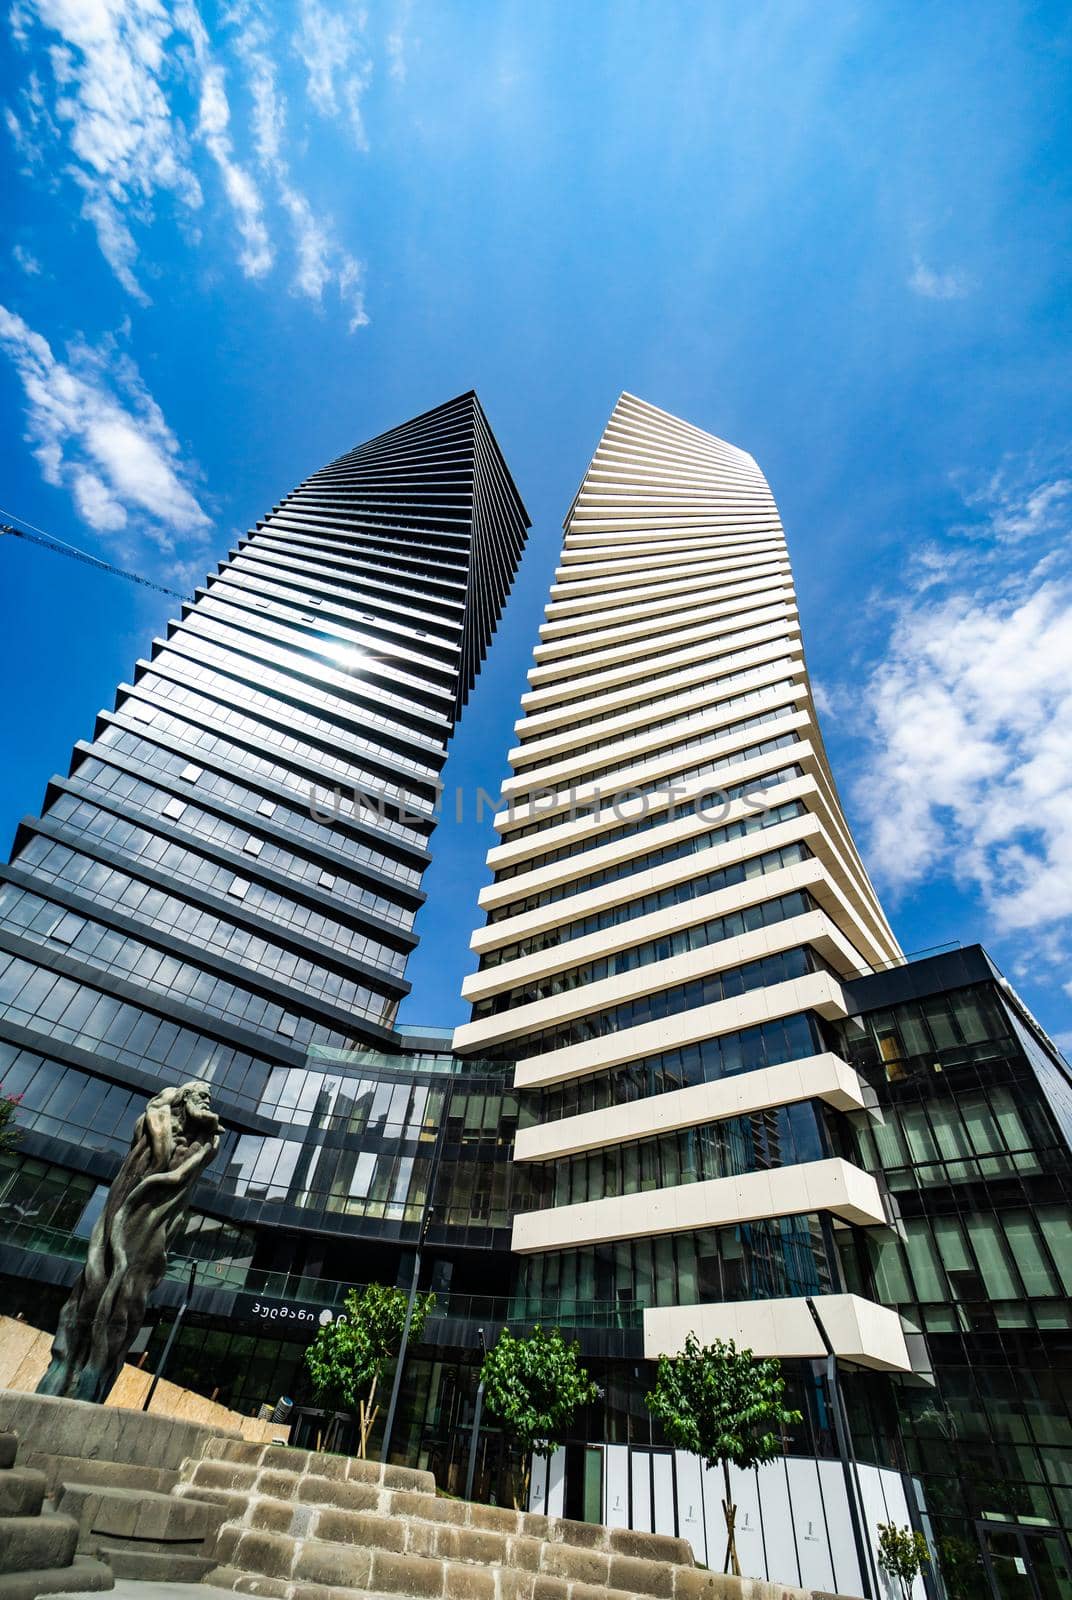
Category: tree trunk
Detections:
[
  {"x1": 721, "y1": 1459, "x2": 741, "y2": 1577},
  {"x1": 512, "y1": 1450, "x2": 532, "y2": 1512},
  {"x1": 358, "y1": 1375, "x2": 380, "y2": 1460}
]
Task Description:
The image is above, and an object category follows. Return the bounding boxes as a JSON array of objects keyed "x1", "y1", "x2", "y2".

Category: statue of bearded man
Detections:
[{"x1": 37, "y1": 1080, "x2": 221, "y2": 1404}]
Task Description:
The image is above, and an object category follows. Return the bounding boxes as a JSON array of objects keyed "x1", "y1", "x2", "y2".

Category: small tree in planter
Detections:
[
  {"x1": 480, "y1": 1325, "x2": 598, "y2": 1509},
  {"x1": 305, "y1": 1283, "x2": 435, "y2": 1458},
  {"x1": 646, "y1": 1332, "x2": 802, "y2": 1576},
  {"x1": 0, "y1": 1087, "x2": 22, "y2": 1155},
  {"x1": 877, "y1": 1522, "x2": 931, "y2": 1600}
]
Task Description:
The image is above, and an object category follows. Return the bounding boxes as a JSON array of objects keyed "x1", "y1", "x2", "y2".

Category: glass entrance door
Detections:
[{"x1": 979, "y1": 1523, "x2": 1072, "y2": 1600}]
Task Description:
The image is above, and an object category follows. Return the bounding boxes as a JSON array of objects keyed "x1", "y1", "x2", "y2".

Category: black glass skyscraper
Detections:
[{"x1": 0, "y1": 393, "x2": 527, "y2": 1275}]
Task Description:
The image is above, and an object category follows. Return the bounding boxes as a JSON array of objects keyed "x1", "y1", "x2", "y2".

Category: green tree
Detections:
[
  {"x1": 305, "y1": 1284, "x2": 435, "y2": 1458},
  {"x1": 645, "y1": 1333, "x2": 802, "y2": 1577},
  {"x1": 877, "y1": 1523, "x2": 931, "y2": 1600},
  {"x1": 480, "y1": 1326, "x2": 598, "y2": 1509},
  {"x1": 937, "y1": 1534, "x2": 980, "y2": 1600},
  {"x1": 0, "y1": 1087, "x2": 21, "y2": 1155}
]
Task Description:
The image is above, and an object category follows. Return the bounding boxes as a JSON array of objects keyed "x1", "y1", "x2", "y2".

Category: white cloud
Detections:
[
  {"x1": 386, "y1": 0, "x2": 413, "y2": 83},
  {"x1": 294, "y1": 0, "x2": 372, "y2": 149},
  {"x1": 6, "y1": 0, "x2": 372, "y2": 329},
  {"x1": 958, "y1": 462, "x2": 1072, "y2": 544},
  {"x1": 231, "y1": 10, "x2": 369, "y2": 329},
  {"x1": 908, "y1": 255, "x2": 972, "y2": 301},
  {"x1": 0, "y1": 303, "x2": 210, "y2": 554},
  {"x1": 12, "y1": 244, "x2": 41, "y2": 276},
  {"x1": 180, "y1": 7, "x2": 274, "y2": 279},
  {"x1": 854, "y1": 466, "x2": 1072, "y2": 984}
]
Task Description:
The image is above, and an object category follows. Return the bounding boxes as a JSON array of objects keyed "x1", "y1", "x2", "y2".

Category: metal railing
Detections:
[{"x1": 0, "y1": 1216, "x2": 643, "y2": 1331}]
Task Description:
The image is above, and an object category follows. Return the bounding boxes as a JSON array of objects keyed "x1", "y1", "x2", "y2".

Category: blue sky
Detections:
[{"x1": 2, "y1": 1, "x2": 1070, "y2": 1042}]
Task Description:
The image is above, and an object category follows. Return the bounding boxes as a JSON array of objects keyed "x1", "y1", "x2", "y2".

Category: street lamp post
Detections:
[
  {"x1": 379, "y1": 1207, "x2": 435, "y2": 1464},
  {"x1": 805, "y1": 1297, "x2": 878, "y2": 1599},
  {"x1": 464, "y1": 1327, "x2": 488, "y2": 1502},
  {"x1": 142, "y1": 1260, "x2": 198, "y2": 1412}
]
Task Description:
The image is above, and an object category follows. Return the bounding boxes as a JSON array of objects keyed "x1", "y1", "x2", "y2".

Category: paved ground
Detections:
[{"x1": 51, "y1": 1584, "x2": 240, "y2": 1600}]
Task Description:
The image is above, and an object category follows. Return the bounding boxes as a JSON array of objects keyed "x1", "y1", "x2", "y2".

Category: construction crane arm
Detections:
[{"x1": 0, "y1": 521, "x2": 186, "y2": 600}]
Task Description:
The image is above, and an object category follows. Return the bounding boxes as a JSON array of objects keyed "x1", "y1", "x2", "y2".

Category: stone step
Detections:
[
  {"x1": 204, "y1": 1531, "x2": 665, "y2": 1600},
  {"x1": 26, "y1": 1451, "x2": 178, "y2": 1498},
  {"x1": 101, "y1": 1544, "x2": 217, "y2": 1582},
  {"x1": 194, "y1": 1440, "x2": 435, "y2": 1495},
  {"x1": 0, "y1": 1465, "x2": 47, "y2": 1518},
  {"x1": 208, "y1": 1513, "x2": 700, "y2": 1600},
  {"x1": 173, "y1": 1465, "x2": 694, "y2": 1561},
  {"x1": 0, "y1": 1510, "x2": 79, "y2": 1575},
  {"x1": 0, "y1": 1553, "x2": 113, "y2": 1599},
  {"x1": 55, "y1": 1480, "x2": 228, "y2": 1554}
]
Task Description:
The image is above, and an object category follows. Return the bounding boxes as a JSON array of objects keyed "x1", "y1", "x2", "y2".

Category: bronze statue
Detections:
[{"x1": 37, "y1": 1081, "x2": 221, "y2": 1403}]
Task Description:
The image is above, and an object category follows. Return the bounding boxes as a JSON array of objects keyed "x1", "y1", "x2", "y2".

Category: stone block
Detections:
[
  {"x1": 292, "y1": 1536, "x2": 373, "y2": 1589},
  {"x1": 370, "y1": 1546, "x2": 446, "y2": 1597},
  {"x1": 517, "y1": 1511, "x2": 550, "y2": 1541},
  {"x1": 257, "y1": 1467, "x2": 302, "y2": 1500},
  {"x1": 314, "y1": 1506, "x2": 405, "y2": 1551},
  {"x1": 504, "y1": 1534, "x2": 543, "y2": 1571},
  {"x1": 673, "y1": 1569, "x2": 724, "y2": 1600},
  {"x1": 0, "y1": 1466, "x2": 45, "y2": 1518},
  {"x1": 382, "y1": 1463, "x2": 436, "y2": 1493},
  {"x1": 608, "y1": 1552, "x2": 677, "y2": 1597},
  {"x1": 297, "y1": 1473, "x2": 380, "y2": 1512},
  {"x1": 435, "y1": 1524, "x2": 504, "y2": 1566},
  {"x1": 531, "y1": 1579, "x2": 571, "y2": 1600},
  {"x1": 610, "y1": 1525, "x2": 694, "y2": 1565},
  {"x1": 539, "y1": 1541, "x2": 610, "y2": 1587},
  {"x1": 467, "y1": 1502, "x2": 519, "y2": 1536},
  {"x1": 392, "y1": 1488, "x2": 464, "y2": 1524},
  {"x1": 547, "y1": 1515, "x2": 607, "y2": 1550},
  {"x1": 444, "y1": 1560, "x2": 497, "y2": 1600},
  {"x1": 0, "y1": 1553, "x2": 113, "y2": 1598},
  {"x1": 343, "y1": 1456, "x2": 382, "y2": 1486},
  {"x1": 26, "y1": 1451, "x2": 176, "y2": 1497},
  {"x1": 208, "y1": 1438, "x2": 268, "y2": 1466},
  {"x1": 103, "y1": 1545, "x2": 216, "y2": 1582},
  {"x1": 232, "y1": 1574, "x2": 290, "y2": 1598},
  {"x1": 0, "y1": 1511, "x2": 79, "y2": 1574},
  {"x1": 0, "y1": 1388, "x2": 235, "y2": 1472},
  {"x1": 0, "y1": 1431, "x2": 17, "y2": 1470},
  {"x1": 406, "y1": 1518, "x2": 440, "y2": 1557},
  {"x1": 231, "y1": 1528, "x2": 297, "y2": 1581},
  {"x1": 249, "y1": 1498, "x2": 297, "y2": 1533},
  {"x1": 187, "y1": 1459, "x2": 258, "y2": 1492},
  {"x1": 498, "y1": 1573, "x2": 536, "y2": 1600}
]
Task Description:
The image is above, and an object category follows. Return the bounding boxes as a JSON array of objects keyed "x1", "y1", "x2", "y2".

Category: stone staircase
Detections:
[
  {"x1": 0, "y1": 1428, "x2": 113, "y2": 1599},
  {"x1": 54, "y1": 1477, "x2": 229, "y2": 1583},
  {"x1": 174, "y1": 1438, "x2": 791, "y2": 1600}
]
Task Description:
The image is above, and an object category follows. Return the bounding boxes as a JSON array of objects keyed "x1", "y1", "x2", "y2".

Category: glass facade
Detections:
[
  {"x1": 0, "y1": 394, "x2": 531, "y2": 1413},
  {"x1": 837, "y1": 953, "x2": 1072, "y2": 1590}
]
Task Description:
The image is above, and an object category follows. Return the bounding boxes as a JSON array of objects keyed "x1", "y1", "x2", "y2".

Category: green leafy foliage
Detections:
[
  {"x1": 645, "y1": 1333, "x2": 802, "y2": 1575},
  {"x1": 877, "y1": 1522, "x2": 931, "y2": 1600},
  {"x1": 0, "y1": 1087, "x2": 21, "y2": 1154},
  {"x1": 480, "y1": 1326, "x2": 598, "y2": 1507},
  {"x1": 304, "y1": 1283, "x2": 435, "y2": 1457},
  {"x1": 936, "y1": 1534, "x2": 980, "y2": 1600}
]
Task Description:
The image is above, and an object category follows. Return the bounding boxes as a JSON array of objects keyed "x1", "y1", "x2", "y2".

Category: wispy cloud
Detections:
[
  {"x1": 854, "y1": 464, "x2": 1072, "y2": 986},
  {"x1": 294, "y1": 0, "x2": 372, "y2": 150},
  {"x1": 0, "y1": 303, "x2": 210, "y2": 562},
  {"x1": 386, "y1": 0, "x2": 414, "y2": 84},
  {"x1": 232, "y1": 7, "x2": 368, "y2": 330},
  {"x1": 12, "y1": 244, "x2": 41, "y2": 276},
  {"x1": 5, "y1": 0, "x2": 371, "y2": 327},
  {"x1": 908, "y1": 255, "x2": 973, "y2": 300},
  {"x1": 956, "y1": 458, "x2": 1072, "y2": 544}
]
